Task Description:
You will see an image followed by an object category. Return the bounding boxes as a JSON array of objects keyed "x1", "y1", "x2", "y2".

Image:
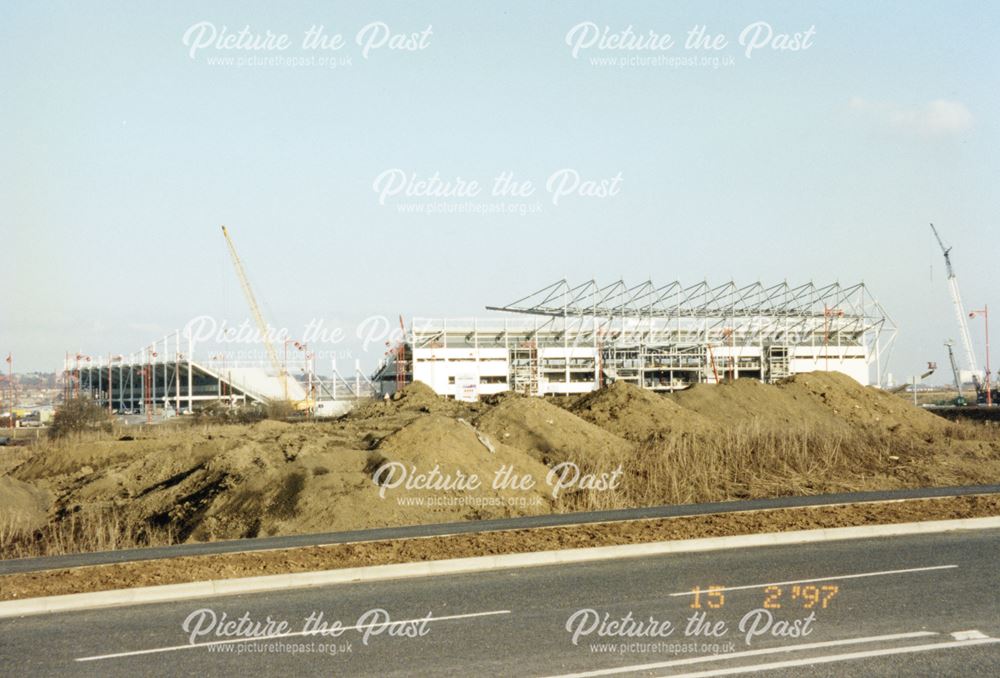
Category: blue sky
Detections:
[{"x1": 2, "y1": 1, "x2": 998, "y2": 382}]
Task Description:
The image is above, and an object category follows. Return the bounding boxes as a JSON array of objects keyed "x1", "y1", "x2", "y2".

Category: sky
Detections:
[{"x1": 2, "y1": 1, "x2": 998, "y2": 384}]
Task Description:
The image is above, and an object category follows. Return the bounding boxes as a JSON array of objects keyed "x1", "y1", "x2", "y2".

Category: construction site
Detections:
[
  {"x1": 66, "y1": 275, "x2": 895, "y2": 413},
  {"x1": 63, "y1": 227, "x2": 376, "y2": 420},
  {"x1": 927, "y1": 223, "x2": 997, "y2": 407},
  {"x1": 61, "y1": 225, "x2": 902, "y2": 415},
  {"x1": 4, "y1": 222, "x2": 1000, "y2": 611},
  {"x1": 61, "y1": 224, "x2": 997, "y2": 415},
  {"x1": 373, "y1": 278, "x2": 895, "y2": 400}
]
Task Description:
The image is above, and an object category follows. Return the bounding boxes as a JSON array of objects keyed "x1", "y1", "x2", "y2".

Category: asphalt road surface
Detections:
[{"x1": 2, "y1": 528, "x2": 998, "y2": 676}]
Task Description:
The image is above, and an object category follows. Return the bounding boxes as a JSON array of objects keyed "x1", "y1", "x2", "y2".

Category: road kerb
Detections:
[{"x1": 2, "y1": 515, "x2": 998, "y2": 619}]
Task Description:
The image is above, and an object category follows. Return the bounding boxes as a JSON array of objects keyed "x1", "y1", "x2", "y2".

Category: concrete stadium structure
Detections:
[{"x1": 374, "y1": 278, "x2": 896, "y2": 400}]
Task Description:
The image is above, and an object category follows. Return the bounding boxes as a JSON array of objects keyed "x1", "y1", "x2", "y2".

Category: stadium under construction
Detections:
[
  {"x1": 374, "y1": 278, "x2": 896, "y2": 401},
  {"x1": 67, "y1": 277, "x2": 895, "y2": 412},
  {"x1": 65, "y1": 339, "x2": 374, "y2": 418}
]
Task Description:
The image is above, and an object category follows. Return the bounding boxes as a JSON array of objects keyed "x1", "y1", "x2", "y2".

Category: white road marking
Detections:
[
  {"x1": 668, "y1": 564, "x2": 957, "y2": 596},
  {"x1": 661, "y1": 636, "x2": 1000, "y2": 677},
  {"x1": 953, "y1": 629, "x2": 989, "y2": 640},
  {"x1": 75, "y1": 609, "x2": 511, "y2": 662},
  {"x1": 539, "y1": 631, "x2": 938, "y2": 678}
]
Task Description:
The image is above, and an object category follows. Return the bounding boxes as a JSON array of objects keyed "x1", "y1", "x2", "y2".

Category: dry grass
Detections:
[
  {"x1": 941, "y1": 418, "x2": 1000, "y2": 441},
  {"x1": 2, "y1": 405, "x2": 995, "y2": 560},
  {"x1": 9, "y1": 418, "x2": 226, "y2": 462},
  {"x1": 0, "y1": 507, "x2": 177, "y2": 560},
  {"x1": 558, "y1": 420, "x2": 968, "y2": 512}
]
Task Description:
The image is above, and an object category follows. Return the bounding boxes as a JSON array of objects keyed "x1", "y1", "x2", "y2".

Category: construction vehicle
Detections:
[
  {"x1": 221, "y1": 226, "x2": 311, "y2": 412},
  {"x1": 944, "y1": 341, "x2": 967, "y2": 406},
  {"x1": 931, "y1": 224, "x2": 978, "y2": 377},
  {"x1": 930, "y1": 224, "x2": 989, "y2": 403}
]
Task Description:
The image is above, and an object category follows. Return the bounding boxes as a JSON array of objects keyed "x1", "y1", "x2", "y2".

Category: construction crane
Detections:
[
  {"x1": 220, "y1": 225, "x2": 291, "y2": 402},
  {"x1": 930, "y1": 224, "x2": 979, "y2": 379},
  {"x1": 944, "y1": 340, "x2": 967, "y2": 406}
]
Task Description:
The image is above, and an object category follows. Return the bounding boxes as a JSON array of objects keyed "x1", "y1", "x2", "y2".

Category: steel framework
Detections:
[
  {"x1": 486, "y1": 278, "x2": 896, "y2": 387},
  {"x1": 67, "y1": 330, "x2": 375, "y2": 416},
  {"x1": 378, "y1": 278, "x2": 896, "y2": 397}
]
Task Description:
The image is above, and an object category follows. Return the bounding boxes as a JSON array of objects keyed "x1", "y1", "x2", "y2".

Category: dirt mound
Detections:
[
  {"x1": 571, "y1": 381, "x2": 710, "y2": 441},
  {"x1": 373, "y1": 379, "x2": 437, "y2": 408},
  {"x1": 667, "y1": 378, "x2": 848, "y2": 431},
  {"x1": 375, "y1": 414, "x2": 552, "y2": 516},
  {"x1": 251, "y1": 419, "x2": 294, "y2": 434},
  {"x1": 665, "y1": 371, "x2": 958, "y2": 450},
  {"x1": 379, "y1": 414, "x2": 507, "y2": 465},
  {"x1": 4, "y1": 370, "x2": 996, "y2": 560},
  {"x1": 14, "y1": 439, "x2": 147, "y2": 480},
  {"x1": 777, "y1": 371, "x2": 951, "y2": 438},
  {"x1": 347, "y1": 380, "x2": 479, "y2": 429},
  {"x1": 3, "y1": 411, "x2": 556, "y2": 550},
  {"x1": 476, "y1": 394, "x2": 633, "y2": 467},
  {"x1": 0, "y1": 476, "x2": 51, "y2": 532},
  {"x1": 6, "y1": 424, "x2": 369, "y2": 544},
  {"x1": 339, "y1": 379, "x2": 478, "y2": 452}
]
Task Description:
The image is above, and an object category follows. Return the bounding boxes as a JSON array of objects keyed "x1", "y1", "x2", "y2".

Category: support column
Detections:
[
  {"x1": 140, "y1": 349, "x2": 146, "y2": 415},
  {"x1": 163, "y1": 335, "x2": 169, "y2": 410},
  {"x1": 174, "y1": 332, "x2": 181, "y2": 413},
  {"x1": 187, "y1": 334, "x2": 194, "y2": 413},
  {"x1": 875, "y1": 334, "x2": 881, "y2": 388},
  {"x1": 149, "y1": 343, "x2": 155, "y2": 412}
]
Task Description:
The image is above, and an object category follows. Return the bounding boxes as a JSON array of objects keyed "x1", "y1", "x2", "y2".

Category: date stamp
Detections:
[{"x1": 688, "y1": 584, "x2": 839, "y2": 610}]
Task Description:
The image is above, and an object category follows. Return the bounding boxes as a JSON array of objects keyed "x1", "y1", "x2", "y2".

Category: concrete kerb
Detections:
[{"x1": 2, "y1": 515, "x2": 998, "y2": 619}]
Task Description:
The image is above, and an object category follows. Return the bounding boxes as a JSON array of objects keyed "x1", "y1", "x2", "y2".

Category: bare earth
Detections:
[{"x1": 2, "y1": 371, "x2": 999, "y2": 598}]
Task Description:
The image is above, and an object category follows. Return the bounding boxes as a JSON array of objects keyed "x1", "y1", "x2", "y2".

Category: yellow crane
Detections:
[{"x1": 220, "y1": 225, "x2": 292, "y2": 402}]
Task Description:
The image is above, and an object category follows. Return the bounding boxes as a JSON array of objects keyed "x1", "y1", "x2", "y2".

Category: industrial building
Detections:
[{"x1": 374, "y1": 278, "x2": 896, "y2": 400}]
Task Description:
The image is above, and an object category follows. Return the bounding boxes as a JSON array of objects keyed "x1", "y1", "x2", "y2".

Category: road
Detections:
[
  {"x1": 3, "y1": 484, "x2": 998, "y2": 575},
  {"x1": 2, "y1": 528, "x2": 999, "y2": 676}
]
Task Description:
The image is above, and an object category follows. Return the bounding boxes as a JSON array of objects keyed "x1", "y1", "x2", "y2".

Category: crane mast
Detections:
[
  {"x1": 944, "y1": 340, "x2": 964, "y2": 401},
  {"x1": 220, "y1": 225, "x2": 290, "y2": 400},
  {"x1": 930, "y1": 223, "x2": 978, "y2": 376}
]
